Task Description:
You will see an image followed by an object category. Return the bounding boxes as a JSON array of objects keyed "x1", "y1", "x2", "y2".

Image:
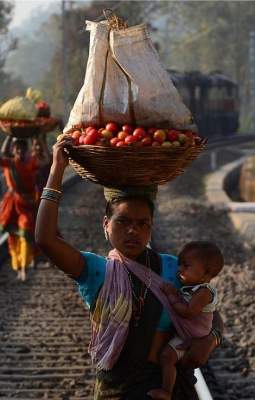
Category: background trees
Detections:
[{"x1": 1, "y1": 1, "x2": 255, "y2": 129}]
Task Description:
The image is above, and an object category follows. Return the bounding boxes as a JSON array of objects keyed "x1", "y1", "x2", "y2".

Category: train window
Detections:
[{"x1": 195, "y1": 86, "x2": 200, "y2": 100}]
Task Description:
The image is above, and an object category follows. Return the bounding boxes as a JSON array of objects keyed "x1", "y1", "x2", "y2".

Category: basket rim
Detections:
[{"x1": 67, "y1": 139, "x2": 207, "y2": 154}]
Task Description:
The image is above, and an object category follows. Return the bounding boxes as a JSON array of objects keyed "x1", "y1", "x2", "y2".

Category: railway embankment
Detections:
[{"x1": 0, "y1": 141, "x2": 254, "y2": 399}]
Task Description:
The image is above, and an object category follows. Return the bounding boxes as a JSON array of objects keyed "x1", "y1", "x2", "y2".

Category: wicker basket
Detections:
[
  {"x1": 67, "y1": 10, "x2": 206, "y2": 187},
  {"x1": 0, "y1": 117, "x2": 60, "y2": 138},
  {"x1": 68, "y1": 139, "x2": 206, "y2": 186}
]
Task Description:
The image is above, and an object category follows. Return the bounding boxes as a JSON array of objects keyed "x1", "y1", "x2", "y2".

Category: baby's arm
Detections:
[{"x1": 171, "y1": 288, "x2": 213, "y2": 318}]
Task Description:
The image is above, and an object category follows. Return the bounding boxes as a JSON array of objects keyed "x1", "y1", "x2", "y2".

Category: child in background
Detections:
[{"x1": 148, "y1": 241, "x2": 224, "y2": 400}]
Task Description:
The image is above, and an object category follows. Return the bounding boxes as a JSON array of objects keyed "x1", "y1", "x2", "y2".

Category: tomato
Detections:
[
  {"x1": 125, "y1": 135, "x2": 138, "y2": 145},
  {"x1": 72, "y1": 130, "x2": 81, "y2": 138},
  {"x1": 101, "y1": 129, "x2": 113, "y2": 139},
  {"x1": 71, "y1": 130, "x2": 81, "y2": 145},
  {"x1": 167, "y1": 130, "x2": 179, "y2": 142},
  {"x1": 118, "y1": 131, "x2": 128, "y2": 141},
  {"x1": 178, "y1": 133, "x2": 186, "y2": 144},
  {"x1": 86, "y1": 126, "x2": 95, "y2": 134},
  {"x1": 106, "y1": 122, "x2": 119, "y2": 133},
  {"x1": 116, "y1": 140, "x2": 127, "y2": 147},
  {"x1": 98, "y1": 128, "x2": 104, "y2": 134},
  {"x1": 110, "y1": 137, "x2": 119, "y2": 146},
  {"x1": 79, "y1": 135, "x2": 85, "y2": 144},
  {"x1": 122, "y1": 124, "x2": 133, "y2": 134},
  {"x1": 154, "y1": 130, "x2": 166, "y2": 143},
  {"x1": 83, "y1": 130, "x2": 99, "y2": 145},
  {"x1": 141, "y1": 137, "x2": 152, "y2": 146},
  {"x1": 133, "y1": 128, "x2": 146, "y2": 140},
  {"x1": 161, "y1": 141, "x2": 172, "y2": 147}
]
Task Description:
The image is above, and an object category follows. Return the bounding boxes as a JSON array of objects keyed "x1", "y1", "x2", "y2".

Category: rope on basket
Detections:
[{"x1": 103, "y1": 9, "x2": 128, "y2": 30}]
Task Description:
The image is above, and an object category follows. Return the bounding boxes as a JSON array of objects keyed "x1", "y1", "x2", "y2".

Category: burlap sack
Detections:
[{"x1": 64, "y1": 20, "x2": 192, "y2": 132}]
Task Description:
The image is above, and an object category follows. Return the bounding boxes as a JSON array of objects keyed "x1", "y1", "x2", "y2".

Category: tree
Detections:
[{"x1": 0, "y1": 1, "x2": 25, "y2": 101}]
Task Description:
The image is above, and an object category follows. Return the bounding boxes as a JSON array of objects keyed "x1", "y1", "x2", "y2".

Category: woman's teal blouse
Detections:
[{"x1": 75, "y1": 252, "x2": 181, "y2": 331}]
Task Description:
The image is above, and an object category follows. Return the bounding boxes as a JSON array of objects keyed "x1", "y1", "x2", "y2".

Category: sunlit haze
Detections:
[{"x1": 10, "y1": 0, "x2": 61, "y2": 28}]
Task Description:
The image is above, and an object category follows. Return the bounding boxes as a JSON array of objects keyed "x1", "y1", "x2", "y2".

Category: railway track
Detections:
[{"x1": 0, "y1": 134, "x2": 254, "y2": 399}]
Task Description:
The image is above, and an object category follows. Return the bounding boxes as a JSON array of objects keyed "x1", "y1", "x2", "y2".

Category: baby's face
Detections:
[{"x1": 178, "y1": 250, "x2": 209, "y2": 285}]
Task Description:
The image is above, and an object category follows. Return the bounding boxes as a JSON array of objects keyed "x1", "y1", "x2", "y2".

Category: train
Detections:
[{"x1": 168, "y1": 70, "x2": 239, "y2": 136}]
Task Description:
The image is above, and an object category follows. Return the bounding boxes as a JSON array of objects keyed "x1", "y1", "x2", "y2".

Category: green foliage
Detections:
[{"x1": 32, "y1": 1, "x2": 255, "y2": 130}]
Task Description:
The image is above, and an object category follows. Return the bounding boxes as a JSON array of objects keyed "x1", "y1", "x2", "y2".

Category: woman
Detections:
[
  {"x1": 35, "y1": 134, "x2": 223, "y2": 399},
  {"x1": 0, "y1": 136, "x2": 38, "y2": 281},
  {"x1": 30, "y1": 134, "x2": 51, "y2": 204}
]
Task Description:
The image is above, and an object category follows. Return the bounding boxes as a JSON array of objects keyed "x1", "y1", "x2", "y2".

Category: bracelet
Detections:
[
  {"x1": 41, "y1": 188, "x2": 62, "y2": 203},
  {"x1": 44, "y1": 187, "x2": 62, "y2": 195},
  {"x1": 40, "y1": 195, "x2": 59, "y2": 204},
  {"x1": 211, "y1": 328, "x2": 223, "y2": 347}
]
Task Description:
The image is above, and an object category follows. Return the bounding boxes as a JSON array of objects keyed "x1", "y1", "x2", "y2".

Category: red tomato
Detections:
[
  {"x1": 118, "y1": 131, "x2": 128, "y2": 141},
  {"x1": 106, "y1": 122, "x2": 119, "y2": 133},
  {"x1": 79, "y1": 135, "x2": 85, "y2": 145},
  {"x1": 125, "y1": 135, "x2": 138, "y2": 145},
  {"x1": 110, "y1": 137, "x2": 119, "y2": 146},
  {"x1": 168, "y1": 130, "x2": 179, "y2": 142},
  {"x1": 116, "y1": 140, "x2": 127, "y2": 147},
  {"x1": 133, "y1": 128, "x2": 146, "y2": 140},
  {"x1": 86, "y1": 126, "x2": 95, "y2": 134},
  {"x1": 122, "y1": 124, "x2": 133, "y2": 134},
  {"x1": 141, "y1": 137, "x2": 152, "y2": 146},
  {"x1": 83, "y1": 130, "x2": 99, "y2": 145}
]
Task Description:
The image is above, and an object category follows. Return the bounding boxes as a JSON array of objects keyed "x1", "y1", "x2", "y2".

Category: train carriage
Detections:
[{"x1": 168, "y1": 70, "x2": 239, "y2": 136}]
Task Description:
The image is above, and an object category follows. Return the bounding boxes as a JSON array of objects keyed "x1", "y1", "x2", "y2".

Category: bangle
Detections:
[
  {"x1": 211, "y1": 328, "x2": 222, "y2": 347},
  {"x1": 41, "y1": 188, "x2": 62, "y2": 203},
  {"x1": 44, "y1": 187, "x2": 62, "y2": 195}
]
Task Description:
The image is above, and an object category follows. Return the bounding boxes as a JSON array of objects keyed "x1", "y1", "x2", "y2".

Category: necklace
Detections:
[{"x1": 126, "y1": 250, "x2": 152, "y2": 327}]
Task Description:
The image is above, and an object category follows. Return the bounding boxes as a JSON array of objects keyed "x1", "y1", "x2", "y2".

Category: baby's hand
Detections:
[{"x1": 161, "y1": 282, "x2": 178, "y2": 296}]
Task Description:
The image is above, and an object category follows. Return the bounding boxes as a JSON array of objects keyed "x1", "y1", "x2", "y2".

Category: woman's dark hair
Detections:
[
  {"x1": 12, "y1": 139, "x2": 28, "y2": 150},
  {"x1": 178, "y1": 241, "x2": 224, "y2": 278},
  {"x1": 105, "y1": 196, "x2": 154, "y2": 219}
]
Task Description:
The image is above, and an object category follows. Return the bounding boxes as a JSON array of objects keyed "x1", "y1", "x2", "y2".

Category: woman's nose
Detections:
[{"x1": 127, "y1": 223, "x2": 138, "y2": 233}]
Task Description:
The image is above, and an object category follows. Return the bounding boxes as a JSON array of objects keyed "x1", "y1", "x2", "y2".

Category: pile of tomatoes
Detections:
[{"x1": 65, "y1": 122, "x2": 201, "y2": 148}]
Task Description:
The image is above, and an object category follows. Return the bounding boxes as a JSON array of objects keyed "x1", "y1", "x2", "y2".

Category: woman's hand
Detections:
[
  {"x1": 52, "y1": 133, "x2": 74, "y2": 171},
  {"x1": 178, "y1": 334, "x2": 216, "y2": 368}
]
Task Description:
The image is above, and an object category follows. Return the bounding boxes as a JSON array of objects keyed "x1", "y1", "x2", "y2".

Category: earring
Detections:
[{"x1": 104, "y1": 229, "x2": 109, "y2": 241}]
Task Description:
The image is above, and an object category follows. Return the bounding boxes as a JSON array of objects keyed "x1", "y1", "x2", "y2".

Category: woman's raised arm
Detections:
[{"x1": 35, "y1": 134, "x2": 84, "y2": 278}]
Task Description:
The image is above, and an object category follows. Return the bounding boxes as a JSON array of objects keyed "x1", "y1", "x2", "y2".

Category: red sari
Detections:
[{"x1": 0, "y1": 156, "x2": 38, "y2": 241}]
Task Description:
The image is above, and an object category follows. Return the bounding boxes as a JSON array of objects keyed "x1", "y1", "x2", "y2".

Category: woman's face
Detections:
[
  {"x1": 103, "y1": 199, "x2": 153, "y2": 259},
  {"x1": 32, "y1": 139, "x2": 42, "y2": 156},
  {"x1": 12, "y1": 144, "x2": 27, "y2": 161}
]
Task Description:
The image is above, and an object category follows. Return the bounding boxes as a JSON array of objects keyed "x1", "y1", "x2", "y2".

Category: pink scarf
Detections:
[{"x1": 89, "y1": 249, "x2": 212, "y2": 371}]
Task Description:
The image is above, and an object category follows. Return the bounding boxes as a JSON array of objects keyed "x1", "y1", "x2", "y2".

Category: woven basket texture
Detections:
[
  {"x1": 0, "y1": 117, "x2": 59, "y2": 138},
  {"x1": 68, "y1": 140, "x2": 206, "y2": 186}
]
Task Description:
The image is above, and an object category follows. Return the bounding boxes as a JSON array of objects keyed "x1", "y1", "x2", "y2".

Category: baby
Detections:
[{"x1": 148, "y1": 241, "x2": 224, "y2": 400}]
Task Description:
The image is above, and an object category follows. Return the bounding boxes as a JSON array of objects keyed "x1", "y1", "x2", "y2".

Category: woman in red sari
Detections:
[{"x1": 0, "y1": 136, "x2": 38, "y2": 281}]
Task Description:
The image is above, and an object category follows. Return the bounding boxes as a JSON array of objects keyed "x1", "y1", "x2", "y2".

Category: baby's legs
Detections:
[
  {"x1": 148, "y1": 336, "x2": 185, "y2": 400},
  {"x1": 161, "y1": 345, "x2": 179, "y2": 396},
  {"x1": 147, "y1": 345, "x2": 178, "y2": 400}
]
